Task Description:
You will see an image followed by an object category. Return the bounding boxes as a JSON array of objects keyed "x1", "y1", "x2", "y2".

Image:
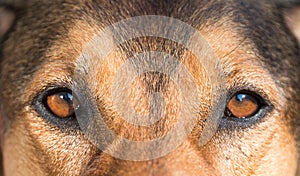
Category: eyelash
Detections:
[{"x1": 227, "y1": 85, "x2": 272, "y2": 107}]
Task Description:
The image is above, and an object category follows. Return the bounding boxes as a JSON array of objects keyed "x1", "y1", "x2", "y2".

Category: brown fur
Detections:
[{"x1": 0, "y1": 0, "x2": 300, "y2": 175}]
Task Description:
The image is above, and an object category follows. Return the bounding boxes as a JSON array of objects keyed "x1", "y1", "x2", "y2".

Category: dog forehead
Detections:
[
  {"x1": 0, "y1": 0, "x2": 290, "y2": 105},
  {"x1": 0, "y1": 0, "x2": 281, "y2": 53},
  {"x1": 3, "y1": 0, "x2": 294, "y2": 66}
]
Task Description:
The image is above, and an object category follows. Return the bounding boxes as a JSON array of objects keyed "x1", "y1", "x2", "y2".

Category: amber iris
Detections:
[
  {"x1": 227, "y1": 93, "x2": 259, "y2": 118},
  {"x1": 46, "y1": 92, "x2": 75, "y2": 118}
]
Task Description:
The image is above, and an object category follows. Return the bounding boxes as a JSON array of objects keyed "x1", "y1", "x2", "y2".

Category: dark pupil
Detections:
[{"x1": 59, "y1": 92, "x2": 73, "y2": 103}]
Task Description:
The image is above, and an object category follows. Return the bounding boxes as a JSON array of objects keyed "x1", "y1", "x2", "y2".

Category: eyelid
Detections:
[
  {"x1": 221, "y1": 85, "x2": 274, "y2": 129},
  {"x1": 31, "y1": 86, "x2": 79, "y2": 129},
  {"x1": 226, "y1": 84, "x2": 273, "y2": 107},
  {"x1": 31, "y1": 83, "x2": 73, "y2": 102}
]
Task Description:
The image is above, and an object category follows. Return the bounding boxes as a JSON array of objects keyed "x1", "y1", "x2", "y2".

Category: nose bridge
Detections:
[
  {"x1": 125, "y1": 51, "x2": 181, "y2": 124},
  {"x1": 98, "y1": 48, "x2": 215, "y2": 158},
  {"x1": 75, "y1": 34, "x2": 223, "y2": 162},
  {"x1": 100, "y1": 140, "x2": 217, "y2": 176}
]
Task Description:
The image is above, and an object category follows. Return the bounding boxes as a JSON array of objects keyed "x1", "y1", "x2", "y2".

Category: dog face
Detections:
[{"x1": 0, "y1": 0, "x2": 300, "y2": 175}]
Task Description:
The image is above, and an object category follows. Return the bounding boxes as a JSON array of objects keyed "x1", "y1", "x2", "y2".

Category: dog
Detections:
[{"x1": 0, "y1": 0, "x2": 300, "y2": 175}]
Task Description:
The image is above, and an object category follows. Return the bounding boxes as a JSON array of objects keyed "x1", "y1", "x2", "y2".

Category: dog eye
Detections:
[
  {"x1": 226, "y1": 92, "x2": 262, "y2": 119},
  {"x1": 45, "y1": 91, "x2": 76, "y2": 118}
]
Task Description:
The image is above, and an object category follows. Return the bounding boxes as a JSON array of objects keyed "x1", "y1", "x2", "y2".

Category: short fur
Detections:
[{"x1": 0, "y1": 0, "x2": 300, "y2": 175}]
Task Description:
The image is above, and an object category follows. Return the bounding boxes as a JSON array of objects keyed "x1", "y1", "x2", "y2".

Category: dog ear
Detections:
[
  {"x1": 0, "y1": 6, "x2": 15, "y2": 38},
  {"x1": 277, "y1": 1, "x2": 300, "y2": 42}
]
